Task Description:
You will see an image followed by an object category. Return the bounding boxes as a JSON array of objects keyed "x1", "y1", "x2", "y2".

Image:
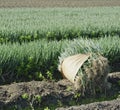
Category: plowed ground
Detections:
[{"x1": 0, "y1": 0, "x2": 120, "y2": 8}]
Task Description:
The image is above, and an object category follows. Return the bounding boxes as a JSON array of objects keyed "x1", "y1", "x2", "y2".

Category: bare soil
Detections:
[
  {"x1": 0, "y1": 0, "x2": 120, "y2": 8},
  {"x1": 0, "y1": 80, "x2": 75, "y2": 109},
  {"x1": 0, "y1": 72, "x2": 120, "y2": 109},
  {"x1": 57, "y1": 99, "x2": 120, "y2": 110}
]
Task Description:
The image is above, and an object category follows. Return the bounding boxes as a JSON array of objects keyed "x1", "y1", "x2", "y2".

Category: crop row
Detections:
[
  {"x1": 0, "y1": 7, "x2": 120, "y2": 43},
  {"x1": 59, "y1": 36, "x2": 120, "y2": 65},
  {"x1": 0, "y1": 36, "x2": 119, "y2": 84},
  {"x1": 0, "y1": 39, "x2": 69, "y2": 84}
]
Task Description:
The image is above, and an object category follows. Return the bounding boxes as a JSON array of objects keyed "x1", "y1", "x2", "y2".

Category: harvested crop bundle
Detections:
[{"x1": 58, "y1": 53, "x2": 110, "y2": 96}]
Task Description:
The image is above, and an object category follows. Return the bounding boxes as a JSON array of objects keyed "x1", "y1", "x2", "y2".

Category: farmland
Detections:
[
  {"x1": 0, "y1": 37, "x2": 119, "y2": 84},
  {"x1": 0, "y1": 7, "x2": 120, "y2": 83},
  {"x1": 0, "y1": 0, "x2": 120, "y2": 109},
  {"x1": 0, "y1": 7, "x2": 120, "y2": 43}
]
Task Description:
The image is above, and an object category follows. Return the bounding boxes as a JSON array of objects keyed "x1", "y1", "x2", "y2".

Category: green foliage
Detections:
[
  {"x1": 0, "y1": 8, "x2": 119, "y2": 84},
  {"x1": 0, "y1": 39, "x2": 69, "y2": 84},
  {"x1": 46, "y1": 71, "x2": 53, "y2": 80},
  {"x1": 0, "y1": 7, "x2": 120, "y2": 43},
  {"x1": 22, "y1": 93, "x2": 29, "y2": 100},
  {"x1": 59, "y1": 36, "x2": 120, "y2": 66},
  {"x1": 66, "y1": 86, "x2": 72, "y2": 91},
  {"x1": 35, "y1": 95, "x2": 42, "y2": 103},
  {"x1": 98, "y1": 36, "x2": 120, "y2": 64},
  {"x1": 21, "y1": 94, "x2": 42, "y2": 110},
  {"x1": 0, "y1": 36, "x2": 119, "y2": 84},
  {"x1": 74, "y1": 92, "x2": 81, "y2": 99},
  {"x1": 57, "y1": 100, "x2": 63, "y2": 107}
]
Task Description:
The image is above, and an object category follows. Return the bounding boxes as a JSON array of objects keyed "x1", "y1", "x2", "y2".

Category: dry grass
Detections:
[{"x1": 0, "y1": 0, "x2": 120, "y2": 8}]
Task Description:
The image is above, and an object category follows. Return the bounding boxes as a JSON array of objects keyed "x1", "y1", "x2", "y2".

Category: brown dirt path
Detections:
[{"x1": 0, "y1": 0, "x2": 120, "y2": 8}]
